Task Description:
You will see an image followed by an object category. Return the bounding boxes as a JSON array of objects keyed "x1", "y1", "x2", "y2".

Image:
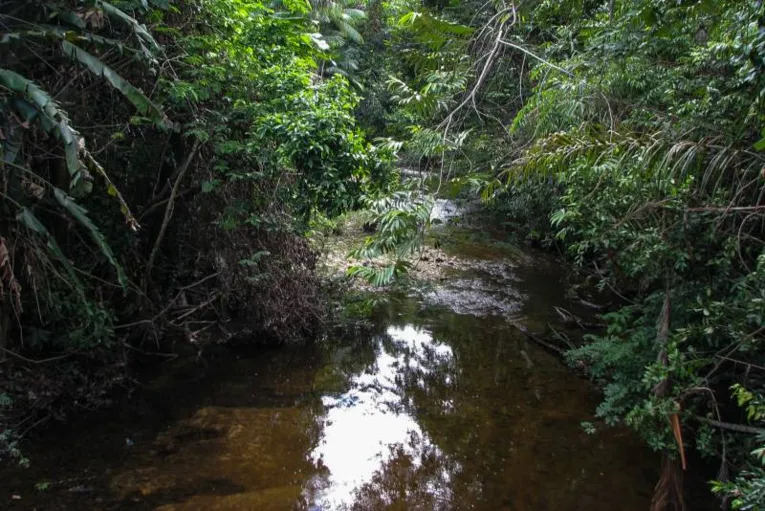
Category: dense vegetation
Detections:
[
  {"x1": 2, "y1": 0, "x2": 765, "y2": 509},
  {"x1": 349, "y1": 0, "x2": 765, "y2": 508},
  {"x1": 0, "y1": 0, "x2": 388, "y2": 463}
]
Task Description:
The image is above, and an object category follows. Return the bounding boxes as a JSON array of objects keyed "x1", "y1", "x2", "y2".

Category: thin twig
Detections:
[
  {"x1": 170, "y1": 293, "x2": 220, "y2": 323},
  {"x1": 498, "y1": 38, "x2": 573, "y2": 77},
  {"x1": 694, "y1": 416, "x2": 765, "y2": 436},
  {"x1": 686, "y1": 205, "x2": 765, "y2": 213},
  {"x1": 144, "y1": 139, "x2": 202, "y2": 289},
  {"x1": 715, "y1": 355, "x2": 765, "y2": 373},
  {"x1": 0, "y1": 347, "x2": 76, "y2": 364}
]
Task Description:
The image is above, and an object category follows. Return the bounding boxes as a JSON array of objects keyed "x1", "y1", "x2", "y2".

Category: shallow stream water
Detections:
[{"x1": 1, "y1": 206, "x2": 662, "y2": 510}]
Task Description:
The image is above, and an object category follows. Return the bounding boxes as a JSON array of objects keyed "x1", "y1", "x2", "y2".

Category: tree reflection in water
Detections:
[
  {"x1": 305, "y1": 325, "x2": 456, "y2": 509},
  {"x1": 306, "y1": 310, "x2": 655, "y2": 510}
]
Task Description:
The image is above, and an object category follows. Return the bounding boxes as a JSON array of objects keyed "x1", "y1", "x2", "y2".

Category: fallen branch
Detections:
[
  {"x1": 548, "y1": 323, "x2": 575, "y2": 350},
  {"x1": 577, "y1": 298, "x2": 604, "y2": 310},
  {"x1": 509, "y1": 321, "x2": 566, "y2": 356},
  {"x1": 122, "y1": 342, "x2": 178, "y2": 359},
  {"x1": 553, "y1": 306, "x2": 604, "y2": 329},
  {"x1": 170, "y1": 292, "x2": 220, "y2": 324},
  {"x1": 686, "y1": 205, "x2": 765, "y2": 213}
]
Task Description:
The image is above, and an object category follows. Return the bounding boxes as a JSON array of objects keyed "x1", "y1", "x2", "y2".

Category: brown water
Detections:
[{"x1": 1, "y1": 218, "x2": 661, "y2": 510}]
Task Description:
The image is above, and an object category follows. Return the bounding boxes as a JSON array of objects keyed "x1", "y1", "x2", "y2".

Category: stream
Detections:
[{"x1": 1, "y1": 202, "x2": 663, "y2": 510}]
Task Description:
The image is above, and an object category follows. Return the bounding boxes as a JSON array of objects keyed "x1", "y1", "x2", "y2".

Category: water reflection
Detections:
[
  {"x1": 0, "y1": 230, "x2": 665, "y2": 510},
  {"x1": 305, "y1": 305, "x2": 658, "y2": 511},
  {"x1": 306, "y1": 326, "x2": 454, "y2": 510}
]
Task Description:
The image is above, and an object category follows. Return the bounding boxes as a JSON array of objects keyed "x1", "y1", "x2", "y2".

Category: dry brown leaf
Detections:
[
  {"x1": 670, "y1": 412, "x2": 687, "y2": 470},
  {"x1": 0, "y1": 236, "x2": 22, "y2": 313},
  {"x1": 79, "y1": 9, "x2": 107, "y2": 29},
  {"x1": 22, "y1": 176, "x2": 45, "y2": 200}
]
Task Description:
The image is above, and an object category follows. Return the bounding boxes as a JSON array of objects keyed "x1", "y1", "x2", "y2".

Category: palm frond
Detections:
[
  {"x1": 97, "y1": 1, "x2": 162, "y2": 58},
  {"x1": 60, "y1": 41, "x2": 171, "y2": 129},
  {"x1": 53, "y1": 189, "x2": 128, "y2": 289},
  {"x1": 15, "y1": 208, "x2": 85, "y2": 299},
  {"x1": 0, "y1": 69, "x2": 86, "y2": 189}
]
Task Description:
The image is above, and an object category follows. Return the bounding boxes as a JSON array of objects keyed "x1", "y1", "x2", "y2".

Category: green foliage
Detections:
[
  {"x1": 307, "y1": 0, "x2": 366, "y2": 45},
  {"x1": 505, "y1": 1, "x2": 765, "y2": 505},
  {"x1": 54, "y1": 188, "x2": 127, "y2": 288},
  {"x1": 0, "y1": 428, "x2": 27, "y2": 468},
  {"x1": 487, "y1": 175, "x2": 560, "y2": 243},
  {"x1": 0, "y1": 0, "x2": 387, "y2": 464},
  {"x1": 256, "y1": 76, "x2": 376, "y2": 221},
  {"x1": 0, "y1": 0, "x2": 165, "y2": 317},
  {"x1": 164, "y1": 0, "x2": 383, "y2": 226},
  {"x1": 4, "y1": 2, "x2": 765, "y2": 508},
  {"x1": 567, "y1": 304, "x2": 656, "y2": 423},
  {"x1": 581, "y1": 421, "x2": 597, "y2": 435},
  {"x1": 347, "y1": 186, "x2": 433, "y2": 286},
  {"x1": 59, "y1": 41, "x2": 170, "y2": 128},
  {"x1": 365, "y1": 0, "x2": 765, "y2": 505},
  {"x1": 712, "y1": 386, "x2": 765, "y2": 510}
]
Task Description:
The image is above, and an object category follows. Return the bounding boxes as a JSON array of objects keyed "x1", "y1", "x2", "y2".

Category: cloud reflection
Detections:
[{"x1": 305, "y1": 325, "x2": 454, "y2": 510}]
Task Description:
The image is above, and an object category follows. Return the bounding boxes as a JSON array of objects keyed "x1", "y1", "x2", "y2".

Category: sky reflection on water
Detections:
[{"x1": 307, "y1": 325, "x2": 454, "y2": 509}]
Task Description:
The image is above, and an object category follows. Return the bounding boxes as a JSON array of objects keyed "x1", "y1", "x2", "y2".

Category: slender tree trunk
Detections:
[
  {"x1": 650, "y1": 288, "x2": 687, "y2": 511},
  {"x1": 0, "y1": 307, "x2": 9, "y2": 362}
]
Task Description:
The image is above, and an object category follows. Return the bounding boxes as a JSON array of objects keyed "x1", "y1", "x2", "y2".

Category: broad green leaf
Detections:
[
  {"x1": 97, "y1": 1, "x2": 161, "y2": 56},
  {"x1": 1, "y1": 27, "x2": 132, "y2": 55},
  {"x1": 60, "y1": 42, "x2": 172, "y2": 130},
  {"x1": 16, "y1": 208, "x2": 85, "y2": 298},
  {"x1": 0, "y1": 68, "x2": 84, "y2": 180},
  {"x1": 53, "y1": 188, "x2": 127, "y2": 289}
]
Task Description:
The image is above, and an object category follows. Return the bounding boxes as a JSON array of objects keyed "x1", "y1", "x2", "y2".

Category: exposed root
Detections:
[{"x1": 650, "y1": 453, "x2": 686, "y2": 511}]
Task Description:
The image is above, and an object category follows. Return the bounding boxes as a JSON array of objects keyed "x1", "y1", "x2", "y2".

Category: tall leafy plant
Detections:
[{"x1": 0, "y1": 1, "x2": 171, "y2": 306}]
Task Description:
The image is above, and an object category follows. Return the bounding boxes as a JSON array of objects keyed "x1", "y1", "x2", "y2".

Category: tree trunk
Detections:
[{"x1": 0, "y1": 306, "x2": 9, "y2": 362}]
